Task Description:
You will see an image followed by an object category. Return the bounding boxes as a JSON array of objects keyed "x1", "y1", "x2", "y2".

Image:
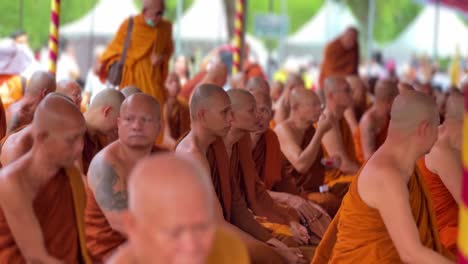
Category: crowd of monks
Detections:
[{"x1": 0, "y1": 0, "x2": 464, "y2": 263}]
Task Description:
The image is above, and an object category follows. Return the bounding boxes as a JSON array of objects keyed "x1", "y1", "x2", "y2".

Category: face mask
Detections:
[{"x1": 145, "y1": 18, "x2": 155, "y2": 28}]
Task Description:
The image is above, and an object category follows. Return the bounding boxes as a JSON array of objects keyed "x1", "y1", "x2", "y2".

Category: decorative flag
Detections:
[
  {"x1": 232, "y1": 0, "x2": 246, "y2": 75},
  {"x1": 48, "y1": 0, "x2": 60, "y2": 75},
  {"x1": 459, "y1": 91, "x2": 468, "y2": 263}
]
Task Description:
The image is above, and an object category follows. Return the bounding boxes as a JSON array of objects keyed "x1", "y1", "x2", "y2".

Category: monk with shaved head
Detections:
[
  {"x1": 56, "y1": 79, "x2": 83, "y2": 108},
  {"x1": 108, "y1": 153, "x2": 249, "y2": 264},
  {"x1": 177, "y1": 84, "x2": 288, "y2": 263},
  {"x1": 202, "y1": 61, "x2": 228, "y2": 87},
  {"x1": 0, "y1": 94, "x2": 90, "y2": 263},
  {"x1": 82, "y1": 89, "x2": 125, "y2": 174},
  {"x1": 313, "y1": 91, "x2": 454, "y2": 263},
  {"x1": 121, "y1": 85, "x2": 141, "y2": 98},
  {"x1": 245, "y1": 76, "x2": 270, "y2": 95},
  {"x1": 85, "y1": 93, "x2": 165, "y2": 262},
  {"x1": 6, "y1": 71, "x2": 56, "y2": 133},
  {"x1": 417, "y1": 92, "x2": 463, "y2": 254},
  {"x1": 343, "y1": 75, "x2": 368, "y2": 133},
  {"x1": 354, "y1": 79, "x2": 398, "y2": 163},
  {"x1": 273, "y1": 73, "x2": 305, "y2": 125},
  {"x1": 321, "y1": 76, "x2": 360, "y2": 186},
  {"x1": 275, "y1": 88, "x2": 342, "y2": 216},
  {"x1": 230, "y1": 72, "x2": 246, "y2": 90},
  {"x1": 162, "y1": 72, "x2": 190, "y2": 149}
]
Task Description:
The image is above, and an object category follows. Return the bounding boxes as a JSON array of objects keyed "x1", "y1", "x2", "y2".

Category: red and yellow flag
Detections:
[{"x1": 460, "y1": 92, "x2": 468, "y2": 263}]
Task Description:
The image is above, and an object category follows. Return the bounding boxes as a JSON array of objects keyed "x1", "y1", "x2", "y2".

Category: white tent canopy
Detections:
[
  {"x1": 286, "y1": 1, "x2": 359, "y2": 47},
  {"x1": 61, "y1": 0, "x2": 139, "y2": 38},
  {"x1": 383, "y1": 5, "x2": 468, "y2": 61}
]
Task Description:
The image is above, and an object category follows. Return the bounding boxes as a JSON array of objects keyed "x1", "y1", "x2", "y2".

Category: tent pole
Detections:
[
  {"x1": 433, "y1": 0, "x2": 440, "y2": 61},
  {"x1": 175, "y1": 0, "x2": 183, "y2": 56},
  {"x1": 367, "y1": 0, "x2": 375, "y2": 59}
]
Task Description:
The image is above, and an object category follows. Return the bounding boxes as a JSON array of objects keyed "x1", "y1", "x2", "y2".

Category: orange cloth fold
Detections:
[
  {"x1": 312, "y1": 169, "x2": 454, "y2": 263},
  {"x1": 82, "y1": 131, "x2": 105, "y2": 175},
  {"x1": 99, "y1": 15, "x2": 173, "y2": 104},
  {"x1": 318, "y1": 38, "x2": 359, "y2": 89},
  {"x1": 0, "y1": 75, "x2": 24, "y2": 109},
  {"x1": 353, "y1": 119, "x2": 389, "y2": 164},
  {"x1": 0, "y1": 168, "x2": 88, "y2": 263},
  {"x1": 244, "y1": 62, "x2": 266, "y2": 80},
  {"x1": 417, "y1": 158, "x2": 458, "y2": 254},
  {"x1": 207, "y1": 228, "x2": 250, "y2": 264},
  {"x1": 167, "y1": 97, "x2": 191, "y2": 141},
  {"x1": 180, "y1": 71, "x2": 207, "y2": 101}
]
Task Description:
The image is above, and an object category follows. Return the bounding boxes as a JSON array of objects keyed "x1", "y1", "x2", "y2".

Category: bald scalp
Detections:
[
  {"x1": 25, "y1": 71, "x2": 56, "y2": 97},
  {"x1": 374, "y1": 79, "x2": 398, "y2": 102},
  {"x1": 252, "y1": 90, "x2": 272, "y2": 110},
  {"x1": 245, "y1": 76, "x2": 269, "y2": 95},
  {"x1": 227, "y1": 89, "x2": 255, "y2": 112},
  {"x1": 389, "y1": 90, "x2": 438, "y2": 133},
  {"x1": 89, "y1": 89, "x2": 125, "y2": 111},
  {"x1": 202, "y1": 62, "x2": 227, "y2": 87},
  {"x1": 445, "y1": 93, "x2": 464, "y2": 120},
  {"x1": 324, "y1": 76, "x2": 347, "y2": 96},
  {"x1": 285, "y1": 73, "x2": 304, "y2": 89},
  {"x1": 230, "y1": 72, "x2": 246, "y2": 89},
  {"x1": 121, "y1": 85, "x2": 142, "y2": 98},
  {"x1": 290, "y1": 88, "x2": 320, "y2": 109},
  {"x1": 56, "y1": 79, "x2": 80, "y2": 93},
  {"x1": 129, "y1": 153, "x2": 214, "y2": 217},
  {"x1": 122, "y1": 93, "x2": 161, "y2": 118},
  {"x1": 190, "y1": 83, "x2": 228, "y2": 120}
]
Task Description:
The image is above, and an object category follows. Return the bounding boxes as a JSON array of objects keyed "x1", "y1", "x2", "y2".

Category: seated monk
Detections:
[
  {"x1": 6, "y1": 71, "x2": 56, "y2": 134},
  {"x1": 271, "y1": 80, "x2": 284, "y2": 105},
  {"x1": 177, "y1": 84, "x2": 298, "y2": 264},
  {"x1": 275, "y1": 88, "x2": 342, "y2": 216},
  {"x1": 121, "y1": 85, "x2": 142, "y2": 98},
  {"x1": 56, "y1": 79, "x2": 83, "y2": 110},
  {"x1": 354, "y1": 79, "x2": 398, "y2": 163},
  {"x1": 245, "y1": 76, "x2": 270, "y2": 95},
  {"x1": 273, "y1": 73, "x2": 305, "y2": 125},
  {"x1": 162, "y1": 72, "x2": 190, "y2": 149},
  {"x1": 82, "y1": 89, "x2": 125, "y2": 174},
  {"x1": 321, "y1": 76, "x2": 360, "y2": 187},
  {"x1": 85, "y1": 93, "x2": 166, "y2": 262},
  {"x1": 180, "y1": 61, "x2": 227, "y2": 101},
  {"x1": 108, "y1": 153, "x2": 249, "y2": 264},
  {"x1": 312, "y1": 90, "x2": 454, "y2": 264},
  {"x1": 417, "y1": 93, "x2": 463, "y2": 254},
  {"x1": 226, "y1": 89, "x2": 327, "y2": 260},
  {"x1": 343, "y1": 75, "x2": 368, "y2": 133},
  {"x1": 0, "y1": 94, "x2": 90, "y2": 263}
]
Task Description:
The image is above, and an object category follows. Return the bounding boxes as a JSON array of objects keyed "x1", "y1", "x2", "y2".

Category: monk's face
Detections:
[
  {"x1": 232, "y1": 99, "x2": 260, "y2": 133},
  {"x1": 254, "y1": 97, "x2": 272, "y2": 133},
  {"x1": 298, "y1": 96, "x2": 322, "y2": 125},
  {"x1": 201, "y1": 93, "x2": 232, "y2": 137},
  {"x1": 61, "y1": 83, "x2": 83, "y2": 108},
  {"x1": 165, "y1": 73, "x2": 181, "y2": 97},
  {"x1": 333, "y1": 82, "x2": 353, "y2": 108},
  {"x1": 143, "y1": 0, "x2": 165, "y2": 27},
  {"x1": 118, "y1": 102, "x2": 161, "y2": 148}
]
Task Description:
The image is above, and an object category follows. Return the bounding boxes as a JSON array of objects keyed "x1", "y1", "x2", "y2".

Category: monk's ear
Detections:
[
  {"x1": 36, "y1": 130, "x2": 49, "y2": 144},
  {"x1": 102, "y1": 106, "x2": 112, "y2": 117},
  {"x1": 417, "y1": 120, "x2": 430, "y2": 137},
  {"x1": 197, "y1": 109, "x2": 206, "y2": 122},
  {"x1": 123, "y1": 213, "x2": 134, "y2": 234}
]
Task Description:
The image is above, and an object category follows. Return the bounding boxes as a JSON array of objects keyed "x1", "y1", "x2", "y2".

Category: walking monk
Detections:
[
  {"x1": 0, "y1": 94, "x2": 90, "y2": 263},
  {"x1": 6, "y1": 71, "x2": 55, "y2": 133},
  {"x1": 176, "y1": 84, "x2": 299, "y2": 264},
  {"x1": 321, "y1": 76, "x2": 360, "y2": 186},
  {"x1": 99, "y1": 0, "x2": 173, "y2": 103},
  {"x1": 312, "y1": 90, "x2": 455, "y2": 264},
  {"x1": 108, "y1": 153, "x2": 249, "y2": 264},
  {"x1": 417, "y1": 92, "x2": 463, "y2": 254},
  {"x1": 85, "y1": 93, "x2": 165, "y2": 262},
  {"x1": 275, "y1": 88, "x2": 342, "y2": 216},
  {"x1": 354, "y1": 79, "x2": 398, "y2": 163}
]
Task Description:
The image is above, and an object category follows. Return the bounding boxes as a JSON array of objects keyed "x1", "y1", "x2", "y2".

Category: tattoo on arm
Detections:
[{"x1": 91, "y1": 161, "x2": 128, "y2": 211}]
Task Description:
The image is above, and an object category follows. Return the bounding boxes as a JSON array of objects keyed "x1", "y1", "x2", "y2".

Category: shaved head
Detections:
[
  {"x1": 56, "y1": 79, "x2": 82, "y2": 107},
  {"x1": 245, "y1": 76, "x2": 269, "y2": 95},
  {"x1": 89, "y1": 89, "x2": 125, "y2": 112},
  {"x1": 346, "y1": 75, "x2": 366, "y2": 103},
  {"x1": 285, "y1": 73, "x2": 304, "y2": 90},
  {"x1": 34, "y1": 93, "x2": 84, "y2": 133},
  {"x1": 252, "y1": 90, "x2": 272, "y2": 110},
  {"x1": 230, "y1": 72, "x2": 246, "y2": 90},
  {"x1": 202, "y1": 62, "x2": 228, "y2": 87},
  {"x1": 390, "y1": 90, "x2": 439, "y2": 134},
  {"x1": 227, "y1": 89, "x2": 258, "y2": 132},
  {"x1": 190, "y1": 83, "x2": 228, "y2": 120},
  {"x1": 25, "y1": 71, "x2": 56, "y2": 97},
  {"x1": 121, "y1": 85, "x2": 142, "y2": 98},
  {"x1": 290, "y1": 88, "x2": 320, "y2": 108},
  {"x1": 128, "y1": 153, "x2": 216, "y2": 263},
  {"x1": 374, "y1": 79, "x2": 398, "y2": 102},
  {"x1": 121, "y1": 93, "x2": 161, "y2": 118},
  {"x1": 290, "y1": 88, "x2": 322, "y2": 125},
  {"x1": 445, "y1": 93, "x2": 464, "y2": 120},
  {"x1": 414, "y1": 82, "x2": 434, "y2": 97},
  {"x1": 324, "y1": 76, "x2": 348, "y2": 96},
  {"x1": 227, "y1": 89, "x2": 255, "y2": 112}
]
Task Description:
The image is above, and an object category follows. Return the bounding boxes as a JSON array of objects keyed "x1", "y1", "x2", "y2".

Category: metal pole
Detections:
[
  {"x1": 175, "y1": 0, "x2": 183, "y2": 56},
  {"x1": 367, "y1": 0, "x2": 375, "y2": 59},
  {"x1": 433, "y1": 0, "x2": 440, "y2": 61}
]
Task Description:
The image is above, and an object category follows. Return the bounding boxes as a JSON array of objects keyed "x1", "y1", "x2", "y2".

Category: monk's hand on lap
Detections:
[
  {"x1": 289, "y1": 221, "x2": 309, "y2": 245},
  {"x1": 151, "y1": 53, "x2": 164, "y2": 66},
  {"x1": 267, "y1": 238, "x2": 306, "y2": 264}
]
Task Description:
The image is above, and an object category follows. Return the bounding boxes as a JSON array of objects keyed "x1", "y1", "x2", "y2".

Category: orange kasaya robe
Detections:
[
  {"x1": 205, "y1": 138, "x2": 284, "y2": 264},
  {"x1": 312, "y1": 169, "x2": 455, "y2": 264},
  {"x1": 179, "y1": 70, "x2": 207, "y2": 102},
  {"x1": 207, "y1": 228, "x2": 250, "y2": 264},
  {"x1": 0, "y1": 75, "x2": 24, "y2": 109},
  {"x1": 417, "y1": 158, "x2": 458, "y2": 255},
  {"x1": 318, "y1": 38, "x2": 359, "y2": 89},
  {"x1": 354, "y1": 118, "x2": 389, "y2": 164},
  {"x1": 323, "y1": 118, "x2": 359, "y2": 187},
  {"x1": 82, "y1": 131, "x2": 106, "y2": 175},
  {"x1": 0, "y1": 167, "x2": 91, "y2": 264},
  {"x1": 85, "y1": 146, "x2": 166, "y2": 262},
  {"x1": 0, "y1": 98, "x2": 6, "y2": 140},
  {"x1": 166, "y1": 97, "x2": 191, "y2": 142},
  {"x1": 99, "y1": 15, "x2": 174, "y2": 104},
  {"x1": 243, "y1": 62, "x2": 266, "y2": 80},
  {"x1": 281, "y1": 126, "x2": 342, "y2": 216}
]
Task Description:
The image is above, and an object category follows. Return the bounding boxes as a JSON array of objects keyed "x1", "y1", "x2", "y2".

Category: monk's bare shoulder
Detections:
[
  {"x1": 0, "y1": 158, "x2": 32, "y2": 204},
  {"x1": 1, "y1": 128, "x2": 33, "y2": 166},
  {"x1": 107, "y1": 245, "x2": 135, "y2": 264},
  {"x1": 176, "y1": 133, "x2": 210, "y2": 174}
]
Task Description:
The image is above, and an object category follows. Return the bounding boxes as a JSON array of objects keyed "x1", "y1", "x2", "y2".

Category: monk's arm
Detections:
[
  {"x1": 88, "y1": 158, "x2": 128, "y2": 236},
  {"x1": 273, "y1": 92, "x2": 290, "y2": 124},
  {"x1": 276, "y1": 124, "x2": 325, "y2": 173},
  {"x1": 0, "y1": 139, "x2": 28, "y2": 166},
  {"x1": 322, "y1": 127, "x2": 359, "y2": 174},
  {"x1": 344, "y1": 108, "x2": 358, "y2": 133},
  {"x1": 365, "y1": 168, "x2": 454, "y2": 264},
  {"x1": 426, "y1": 147, "x2": 462, "y2": 204},
  {"x1": 359, "y1": 115, "x2": 377, "y2": 161}
]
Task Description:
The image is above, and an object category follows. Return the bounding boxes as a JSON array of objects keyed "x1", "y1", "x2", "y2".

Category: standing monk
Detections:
[
  {"x1": 417, "y1": 93, "x2": 463, "y2": 254},
  {"x1": 108, "y1": 153, "x2": 249, "y2": 264},
  {"x1": 312, "y1": 91, "x2": 454, "y2": 264},
  {"x1": 99, "y1": 0, "x2": 173, "y2": 103},
  {"x1": 0, "y1": 94, "x2": 90, "y2": 263},
  {"x1": 6, "y1": 71, "x2": 56, "y2": 133},
  {"x1": 321, "y1": 76, "x2": 360, "y2": 186},
  {"x1": 318, "y1": 27, "x2": 359, "y2": 90},
  {"x1": 85, "y1": 93, "x2": 165, "y2": 262},
  {"x1": 354, "y1": 79, "x2": 398, "y2": 163},
  {"x1": 56, "y1": 79, "x2": 83, "y2": 109}
]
